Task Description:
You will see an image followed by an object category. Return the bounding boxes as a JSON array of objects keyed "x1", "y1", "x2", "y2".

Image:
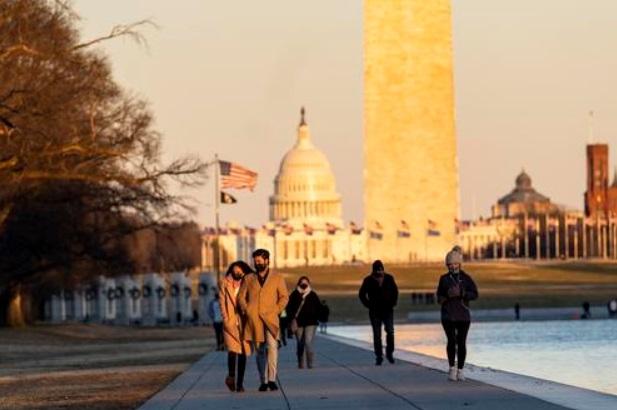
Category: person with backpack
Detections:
[
  {"x1": 318, "y1": 300, "x2": 330, "y2": 334},
  {"x1": 286, "y1": 276, "x2": 322, "y2": 369},
  {"x1": 208, "y1": 293, "x2": 224, "y2": 351}
]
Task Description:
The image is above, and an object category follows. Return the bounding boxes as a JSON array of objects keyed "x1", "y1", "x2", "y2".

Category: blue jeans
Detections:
[{"x1": 369, "y1": 310, "x2": 394, "y2": 359}]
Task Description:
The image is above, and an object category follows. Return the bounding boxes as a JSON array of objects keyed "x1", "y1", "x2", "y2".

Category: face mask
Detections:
[
  {"x1": 373, "y1": 270, "x2": 384, "y2": 277},
  {"x1": 232, "y1": 273, "x2": 243, "y2": 281},
  {"x1": 299, "y1": 283, "x2": 308, "y2": 290},
  {"x1": 255, "y1": 264, "x2": 267, "y2": 273},
  {"x1": 448, "y1": 266, "x2": 460, "y2": 274}
]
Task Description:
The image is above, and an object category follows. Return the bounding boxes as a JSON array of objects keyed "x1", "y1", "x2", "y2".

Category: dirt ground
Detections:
[{"x1": 0, "y1": 324, "x2": 213, "y2": 410}]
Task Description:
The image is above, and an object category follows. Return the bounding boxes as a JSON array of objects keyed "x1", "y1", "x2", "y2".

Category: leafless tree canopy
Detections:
[{"x1": 0, "y1": 0, "x2": 206, "y2": 297}]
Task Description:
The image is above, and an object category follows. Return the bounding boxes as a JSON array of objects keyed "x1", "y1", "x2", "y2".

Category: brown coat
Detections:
[
  {"x1": 219, "y1": 277, "x2": 252, "y2": 355},
  {"x1": 238, "y1": 270, "x2": 288, "y2": 343}
]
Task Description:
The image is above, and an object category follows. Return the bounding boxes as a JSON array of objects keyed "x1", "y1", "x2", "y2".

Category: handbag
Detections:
[{"x1": 289, "y1": 296, "x2": 306, "y2": 333}]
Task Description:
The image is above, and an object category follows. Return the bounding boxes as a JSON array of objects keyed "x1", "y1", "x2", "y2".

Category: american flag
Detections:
[
  {"x1": 370, "y1": 221, "x2": 383, "y2": 240},
  {"x1": 397, "y1": 220, "x2": 411, "y2": 238},
  {"x1": 427, "y1": 219, "x2": 441, "y2": 236},
  {"x1": 261, "y1": 225, "x2": 276, "y2": 237},
  {"x1": 219, "y1": 160, "x2": 258, "y2": 191},
  {"x1": 350, "y1": 221, "x2": 363, "y2": 235}
]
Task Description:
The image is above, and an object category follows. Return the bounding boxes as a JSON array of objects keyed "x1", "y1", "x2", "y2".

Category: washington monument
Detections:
[{"x1": 364, "y1": 0, "x2": 460, "y2": 262}]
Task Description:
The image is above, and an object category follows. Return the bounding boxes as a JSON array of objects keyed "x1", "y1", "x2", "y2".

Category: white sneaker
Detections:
[
  {"x1": 457, "y1": 368, "x2": 466, "y2": 381},
  {"x1": 448, "y1": 366, "x2": 457, "y2": 381}
]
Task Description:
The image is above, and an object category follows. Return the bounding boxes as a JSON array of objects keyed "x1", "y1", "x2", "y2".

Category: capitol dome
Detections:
[{"x1": 269, "y1": 108, "x2": 342, "y2": 223}]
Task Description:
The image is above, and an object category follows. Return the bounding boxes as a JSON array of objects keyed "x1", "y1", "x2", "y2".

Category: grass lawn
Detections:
[
  {"x1": 280, "y1": 261, "x2": 617, "y2": 323},
  {"x1": 0, "y1": 324, "x2": 213, "y2": 410}
]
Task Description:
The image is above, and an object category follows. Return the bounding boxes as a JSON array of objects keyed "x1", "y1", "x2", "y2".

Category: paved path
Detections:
[{"x1": 139, "y1": 335, "x2": 571, "y2": 410}]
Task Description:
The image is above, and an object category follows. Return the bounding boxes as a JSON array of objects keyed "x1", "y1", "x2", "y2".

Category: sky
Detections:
[{"x1": 72, "y1": 0, "x2": 617, "y2": 227}]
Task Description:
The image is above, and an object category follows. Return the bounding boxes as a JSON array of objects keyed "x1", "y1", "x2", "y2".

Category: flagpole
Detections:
[
  {"x1": 214, "y1": 153, "x2": 221, "y2": 280},
  {"x1": 273, "y1": 226, "x2": 278, "y2": 269},
  {"x1": 544, "y1": 214, "x2": 550, "y2": 259},
  {"x1": 535, "y1": 217, "x2": 541, "y2": 261},
  {"x1": 524, "y1": 212, "x2": 529, "y2": 259},
  {"x1": 424, "y1": 221, "x2": 428, "y2": 263}
]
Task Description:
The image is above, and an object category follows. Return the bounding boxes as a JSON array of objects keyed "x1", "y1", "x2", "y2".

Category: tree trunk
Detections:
[{"x1": 0, "y1": 283, "x2": 34, "y2": 327}]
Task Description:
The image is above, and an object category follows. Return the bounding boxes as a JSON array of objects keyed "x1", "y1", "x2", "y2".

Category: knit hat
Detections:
[
  {"x1": 445, "y1": 246, "x2": 463, "y2": 265},
  {"x1": 372, "y1": 259, "x2": 384, "y2": 272}
]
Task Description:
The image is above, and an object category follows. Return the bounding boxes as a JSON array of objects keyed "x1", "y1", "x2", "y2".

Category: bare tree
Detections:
[{"x1": 0, "y1": 0, "x2": 207, "y2": 325}]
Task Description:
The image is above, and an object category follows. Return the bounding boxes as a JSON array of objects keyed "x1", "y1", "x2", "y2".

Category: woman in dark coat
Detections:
[
  {"x1": 436, "y1": 246, "x2": 478, "y2": 382},
  {"x1": 286, "y1": 276, "x2": 322, "y2": 369}
]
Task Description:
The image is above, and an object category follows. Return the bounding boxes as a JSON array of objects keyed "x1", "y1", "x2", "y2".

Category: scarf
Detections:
[
  {"x1": 226, "y1": 275, "x2": 242, "y2": 289},
  {"x1": 297, "y1": 284, "x2": 312, "y2": 298}
]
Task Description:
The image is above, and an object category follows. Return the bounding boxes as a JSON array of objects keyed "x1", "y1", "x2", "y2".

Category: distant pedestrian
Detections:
[
  {"x1": 581, "y1": 301, "x2": 591, "y2": 319},
  {"x1": 192, "y1": 309, "x2": 199, "y2": 325},
  {"x1": 319, "y1": 300, "x2": 330, "y2": 334},
  {"x1": 208, "y1": 294, "x2": 224, "y2": 351},
  {"x1": 608, "y1": 299, "x2": 617, "y2": 318},
  {"x1": 238, "y1": 249, "x2": 289, "y2": 392},
  {"x1": 219, "y1": 261, "x2": 254, "y2": 393},
  {"x1": 359, "y1": 260, "x2": 399, "y2": 365},
  {"x1": 279, "y1": 309, "x2": 288, "y2": 347},
  {"x1": 436, "y1": 246, "x2": 478, "y2": 382},
  {"x1": 514, "y1": 303, "x2": 520, "y2": 320},
  {"x1": 287, "y1": 276, "x2": 322, "y2": 368}
]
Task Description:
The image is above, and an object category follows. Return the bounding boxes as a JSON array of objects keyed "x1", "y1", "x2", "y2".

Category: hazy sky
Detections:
[{"x1": 73, "y1": 0, "x2": 617, "y2": 227}]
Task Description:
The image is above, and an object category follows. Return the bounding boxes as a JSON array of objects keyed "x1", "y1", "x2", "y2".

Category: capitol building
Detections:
[{"x1": 202, "y1": 109, "x2": 367, "y2": 269}]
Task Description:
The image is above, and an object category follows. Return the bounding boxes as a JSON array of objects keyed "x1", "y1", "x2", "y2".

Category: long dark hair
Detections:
[
  {"x1": 226, "y1": 260, "x2": 254, "y2": 277},
  {"x1": 296, "y1": 276, "x2": 310, "y2": 287}
]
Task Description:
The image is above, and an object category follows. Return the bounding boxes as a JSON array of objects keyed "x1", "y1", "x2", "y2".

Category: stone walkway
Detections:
[{"x1": 138, "y1": 335, "x2": 574, "y2": 410}]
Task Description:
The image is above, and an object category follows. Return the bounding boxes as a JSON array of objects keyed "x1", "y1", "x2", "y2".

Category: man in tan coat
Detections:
[{"x1": 238, "y1": 248, "x2": 288, "y2": 392}]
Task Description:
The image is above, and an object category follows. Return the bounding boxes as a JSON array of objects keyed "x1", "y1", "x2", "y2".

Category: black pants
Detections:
[
  {"x1": 227, "y1": 352, "x2": 246, "y2": 387},
  {"x1": 441, "y1": 320, "x2": 470, "y2": 369},
  {"x1": 369, "y1": 310, "x2": 394, "y2": 359},
  {"x1": 213, "y1": 322, "x2": 224, "y2": 349},
  {"x1": 279, "y1": 317, "x2": 288, "y2": 346}
]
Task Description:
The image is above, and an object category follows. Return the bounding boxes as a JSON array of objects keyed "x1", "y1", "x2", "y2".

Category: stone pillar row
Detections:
[{"x1": 43, "y1": 272, "x2": 218, "y2": 326}]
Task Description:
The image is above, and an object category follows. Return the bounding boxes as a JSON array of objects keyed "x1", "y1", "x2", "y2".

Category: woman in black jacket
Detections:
[
  {"x1": 436, "y1": 246, "x2": 478, "y2": 382},
  {"x1": 286, "y1": 276, "x2": 322, "y2": 369}
]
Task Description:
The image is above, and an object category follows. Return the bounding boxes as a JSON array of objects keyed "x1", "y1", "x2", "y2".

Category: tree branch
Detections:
[{"x1": 72, "y1": 20, "x2": 158, "y2": 51}]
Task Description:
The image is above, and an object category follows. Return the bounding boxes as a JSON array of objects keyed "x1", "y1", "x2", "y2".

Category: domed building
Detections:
[
  {"x1": 491, "y1": 170, "x2": 559, "y2": 218},
  {"x1": 257, "y1": 108, "x2": 365, "y2": 268},
  {"x1": 270, "y1": 107, "x2": 343, "y2": 225},
  {"x1": 458, "y1": 169, "x2": 582, "y2": 261},
  {"x1": 201, "y1": 108, "x2": 366, "y2": 270}
]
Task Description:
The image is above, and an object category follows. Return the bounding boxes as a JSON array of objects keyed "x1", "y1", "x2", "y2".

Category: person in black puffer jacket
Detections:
[
  {"x1": 359, "y1": 260, "x2": 399, "y2": 365},
  {"x1": 286, "y1": 276, "x2": 322, "y2": 369},
  {"x1": 436, "y1": 246, "x2": 478, "y2": 382}
]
